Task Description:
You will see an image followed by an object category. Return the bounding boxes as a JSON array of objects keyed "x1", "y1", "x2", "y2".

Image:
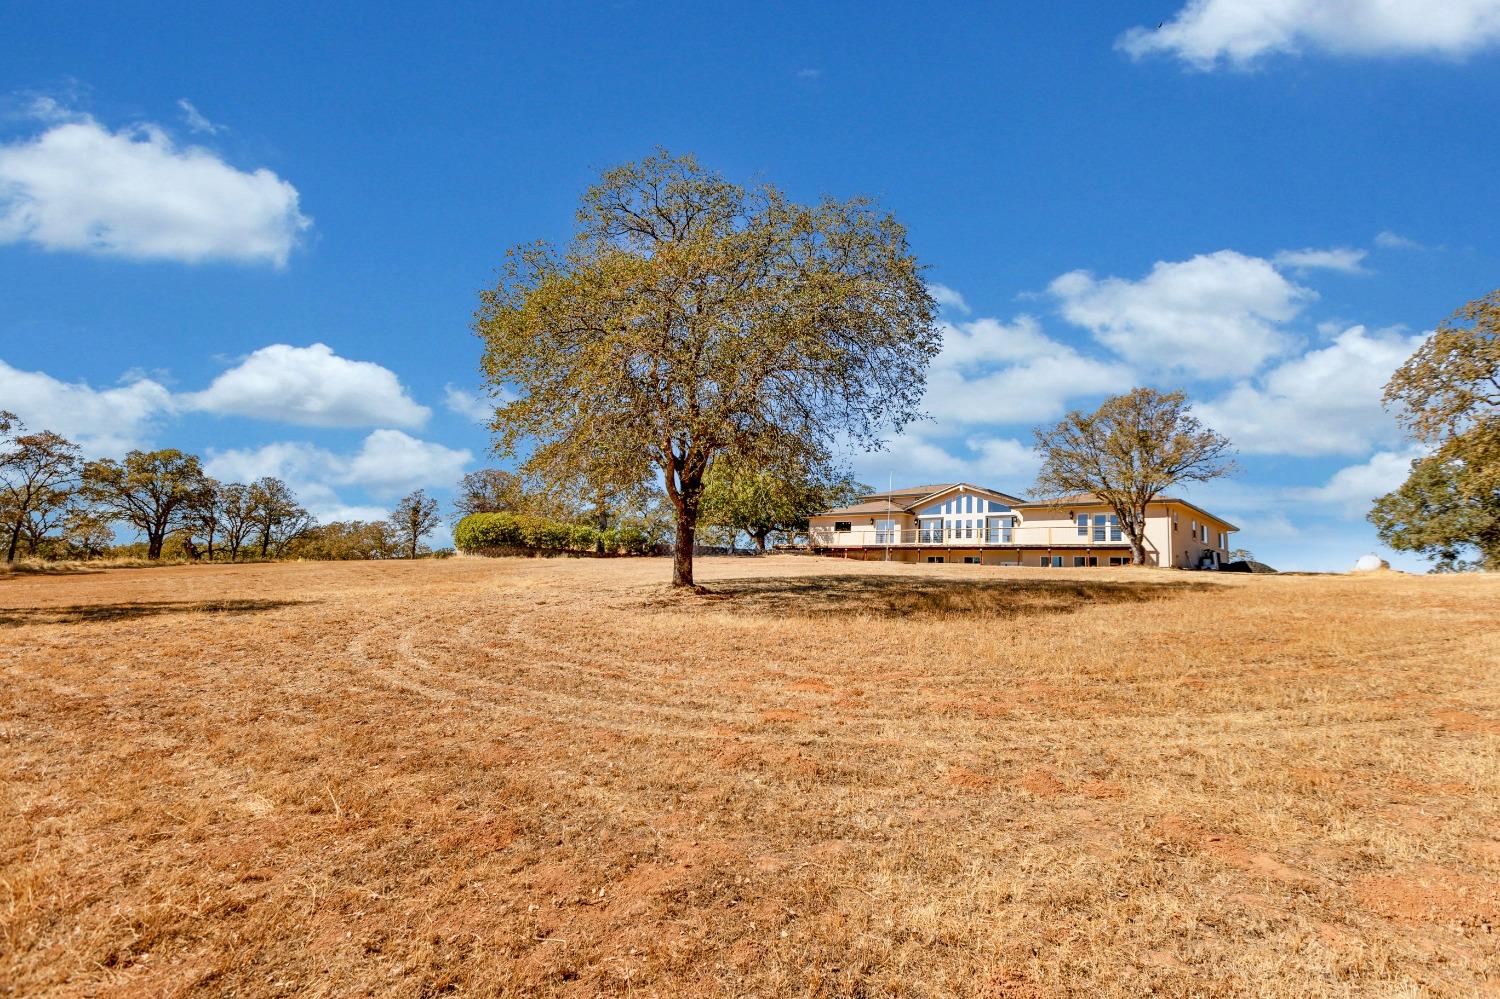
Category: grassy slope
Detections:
[{"x1": 2, "y1": 557, "x2": 1497, "y2": 997}]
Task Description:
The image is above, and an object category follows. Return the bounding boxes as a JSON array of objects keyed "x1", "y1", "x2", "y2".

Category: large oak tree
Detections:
[
  {"x1": 1376, "y1": 286, "x2": 1500, "y2": 569},
  {"x1": 474, "y1": 151, "x2": 937, "y2": 587},
  {"x1": 1033, "y1": 388, "x2": 1235, "y2": 565}
]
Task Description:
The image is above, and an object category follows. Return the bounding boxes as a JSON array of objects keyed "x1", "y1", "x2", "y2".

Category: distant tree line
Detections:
[{"x1": 0, "y1": 417, "x2": 447, "y2": 565}]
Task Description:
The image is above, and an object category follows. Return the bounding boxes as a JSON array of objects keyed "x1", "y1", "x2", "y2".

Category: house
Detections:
[{"x1": 806, "y1": 482, "x2": 1237, "y2": 568}]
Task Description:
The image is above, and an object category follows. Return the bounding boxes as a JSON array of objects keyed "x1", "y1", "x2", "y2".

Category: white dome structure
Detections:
[{"x1": 1353, "y1": 554, "x2": 1389, "y2": 572}]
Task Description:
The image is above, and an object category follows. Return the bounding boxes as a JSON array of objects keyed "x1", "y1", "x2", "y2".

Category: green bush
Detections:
[
  {"x1": 454, "y1": 512, "x2": 527, "y2": 550},
  {"x1": 455, "y1": 512, "x2": 654, "y2": 556}
]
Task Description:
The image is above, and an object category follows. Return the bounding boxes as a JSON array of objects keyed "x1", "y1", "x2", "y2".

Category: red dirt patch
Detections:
[
  {"x1": 1079, "y1": 779, "x2": 1124, "y2": 799},
  {"x1": 1156, "y1": 816, "x2": 1313, "y2": 884},
  {"x1": 760, "y1": 708, "x2": 811, "y2": 723},
  {"x1": 787, "y1": 678, "x2": 835, "y2": 693},
  {"x1": 1353, "y1": 867, "x2": 1500, "y2": 923},
  {"x1": 947, "y1": 765, "x2": 996, "y2": 791},
  {"x1": 1017, "y1": 767, "x2": 1065, "y2": 797},
  {"x1": 1431, "y1": 709, "x2": 1500, "y2": 734}
]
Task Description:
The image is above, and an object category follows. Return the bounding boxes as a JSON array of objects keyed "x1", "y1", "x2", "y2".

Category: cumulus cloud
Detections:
[
  {"x1": 850, "y1": 431, "x2": 1040, "y2": 492},
  {"x1": 1050, "y1": 250, "x2": 1309, "y2": 378},
  {"x1": 1119, "y1": 0, "x2": 1500, "y2": 69},
  {"x1": 0, "y1": 359, "x2": 173, "y2": 454},
  {"x1": 927, "y1": 283, "x2": 971, "y2": 315},
  {"x1": 205, "y1": 430, "x2": 472, "y2": 521},
  {"x1": 0, "y1": 110, "x2": 309, "y2": 265},
  {"x1": 183, "y1": 343, "x2": 429, "y2": 428},
  {"x1": 923, "y1": 314, "x2": 1125, "y2": 427},
  {"x1": 1293, "y1": 446, "x2": 1425, "y2": 513},
  {"x1": 1196, "y1": 325, "x2": 1427, "y2": 456},
  {"x1": 1272, "y1": 246, "x2": 1368, "y2": 274}
]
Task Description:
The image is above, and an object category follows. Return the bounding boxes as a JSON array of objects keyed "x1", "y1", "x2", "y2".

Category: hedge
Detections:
[{"x1": 454, "y1": 513, "x2": 654, "y2": 556}]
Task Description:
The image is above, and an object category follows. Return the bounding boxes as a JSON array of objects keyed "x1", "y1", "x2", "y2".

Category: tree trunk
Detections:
[
  {"x1": 752, "y1": 530, "x2": 768, "y2": 553},
  {"x1": 672, "y1": 514, "x2": 696, "y2": 588},
  {"x1": 147, "y1": 530, "x2": 164, "y2": 560},
  {"x1": 5, "y1": 517, "x2": 22, "y2": 563}
]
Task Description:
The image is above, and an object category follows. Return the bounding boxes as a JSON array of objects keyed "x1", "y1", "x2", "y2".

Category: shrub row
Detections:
[{"x1": 453, "y1": 512, "x2": 654, "y2": 556}]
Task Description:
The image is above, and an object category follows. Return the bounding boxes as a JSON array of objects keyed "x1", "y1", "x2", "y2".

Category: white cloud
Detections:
[
  {"x1": 1119, "y1": 0, "x2": 1500, "y2": 69},
  {"x1": 927, "y1": 283, "x2": 971, "y2": 315},
  {"x1": 851, "y1": 431, "x2": 1040, "y2": 492},
  {"x1": 1374, "y1": 230, "x2": 1424, "y2": 251},
  {"x1": 1272, "y1": 246, "x2": 1368, "y2": 274},
  {"x1": 923, "y1": 314, "x2": 1125, "y2": 427},
  {"x1": 343, "y1": 429, "x2": 471, "y2": 495},
  {"x1": 1050, "y1": 250, "x2": 1310, "y2": 378},
  {"x1": 0, "y1": 359, "x2": 173, "y2": 454},
  {"x1": 443, "y1": 384, "x2": 502, "y2": 424},
  {"x1": 176, "y1": 99, "x2": 222, "y2": 135},
  {"x1": 205, "y1": 430, "x2": 472, "y2": 521},
  {"x1": 1293, "y1": 446, "x2": 1425, "y2": 514},
  {"x1": 1196, "y1": 325, "x2": 1427, "y2": 456},
  {"x1": 0, "y1": 111, "x2": 309, "y2": 265},
  {"x1": 184, "y1": 343, "x2": 429, "y2": 428}
]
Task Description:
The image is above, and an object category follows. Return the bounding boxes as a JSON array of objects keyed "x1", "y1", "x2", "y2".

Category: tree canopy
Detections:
[
  {"x1": 1377, "y1": 286, "x2": 1500, "y2": 571},
  {"x1": 1033, "y1": 388, "x2": 1235, "y2": 565},
  {"x1": 82, "y1": 449, "x2": 210, "y2": 560},
  {"x1": 474, "y1": 150, "x2": 938, "y2": 587},
  {"x1": 1369, "y1": 430, "x2": 1500, "y2": 572},
  {"x1": 701, "y1": 458, "x2": 867, "y2": 552},
  {"x1": 392, "y1": 489, "x2": 441, "y2": 559}
]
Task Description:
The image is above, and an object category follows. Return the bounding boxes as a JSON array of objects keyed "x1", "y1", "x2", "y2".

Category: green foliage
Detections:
[
  {"x1": 1384, "y1": 286, "x2": 1500, "y2": 443},
  {"x1": 81, "y1": 449, "x2": 211, "y2": 560},
  {"x1": 1369, "y1": 429, "x2": 1500, "y2": 572},
  {"x1": 0, "y1": 419, "x2": 81, "y2": 563},
  {"x1": 454, "y1": 512, "x2": 654, "y2": 555},
  {"x1": 474, "y1": 150, "x2": 938, "y2": 587},
  {"x1": 701, "y1": 460, "x2": 867, "y2": 550},
  {"x1": 1034, "y1": 388, "x2": 1235, "y2": 564}
]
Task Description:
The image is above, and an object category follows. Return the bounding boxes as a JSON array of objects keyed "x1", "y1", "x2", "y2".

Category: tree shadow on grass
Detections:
[
  {"x1": 0, "y1": 599, "x2": 311, "y2": 627},
  {"x1": 682, "y1": 575, "x2": 1212, "y2": 622}
]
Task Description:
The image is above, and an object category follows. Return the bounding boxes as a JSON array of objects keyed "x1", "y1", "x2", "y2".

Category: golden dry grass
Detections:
[{"x1": 2, "y1": 555, "x2": 1497, "y2": 997}]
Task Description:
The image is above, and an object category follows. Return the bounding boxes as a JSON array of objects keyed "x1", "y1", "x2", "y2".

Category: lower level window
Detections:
[
  {"x1": 1041, "y1": 556, "x2": 1063, "y2": 567},
  {"x1": 962, "y1": 556, "x2": 980, "y2": 564},
  {"x1": 1109, "y1": 556, "x2": 1128, "y2": 566},
  {"x1": 927, "y1": 556, "x2": 944, "y2": 563},
  {"x1": 1073, "y1": 556, "x2": 1098, "y2": 567}
]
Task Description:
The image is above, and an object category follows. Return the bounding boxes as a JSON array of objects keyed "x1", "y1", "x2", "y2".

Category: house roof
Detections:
[
  {"x1": 818, "y1": 499, "x2": 911, "y2": 516},
  {"x1": 1018, "y1": 492, "x2": 1239, "y2": 531},
  {"x1": 821, "y1": 482, "x2": 1026, "y2": 517}
]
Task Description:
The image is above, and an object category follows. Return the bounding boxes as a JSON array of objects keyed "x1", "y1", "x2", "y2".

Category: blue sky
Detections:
[{"x1": 3, "y1": 1, "x2": 1499, "y2": 569}]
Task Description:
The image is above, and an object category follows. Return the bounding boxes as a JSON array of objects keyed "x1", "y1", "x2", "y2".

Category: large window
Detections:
[
  {"x1": 833, "y1": 521, "x2": 852, "y2": 532},
  {"x1": 1093, "y1": 513, "x2": 1106, "y2": 542},
  {"x1": 927, "y1": 556, "x2": 944, "y2": 563},
  {"x1": 1110, "y1": 515, "x2": 1121, "y2": 542},
  {"x1": 1077, "y1": 514, "x2": 1089, "y2": 537}
]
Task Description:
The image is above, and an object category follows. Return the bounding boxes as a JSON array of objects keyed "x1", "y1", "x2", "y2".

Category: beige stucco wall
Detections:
[{"x1": 811, "y1": 497, "x2": 1236, "y2": 569}]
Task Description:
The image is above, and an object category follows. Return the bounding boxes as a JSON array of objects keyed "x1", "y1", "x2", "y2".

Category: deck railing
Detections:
[{"x1": 811, "y1": 526, "x2": 1123, "y2": 547}]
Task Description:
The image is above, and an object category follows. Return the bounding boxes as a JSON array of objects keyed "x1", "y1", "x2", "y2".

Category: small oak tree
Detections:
[
  {"x1": 247, "y1": 477, "x2": 312, "y2": 559},
  {"x1": 475, "y1": 151, "x2": 937, "y2": 588},
  {"x1": 82, "y1": 449, "x2": 209, "y2": 560},
  {"x1": 702, "y1": 460, "x2": 867, "y2": 552},
  {"x1": 0, "y1": 423, "x2": 80, "y2": 563},
  {"x1": 1033, "y1": 388, "x2": 1235, "y2": 565},
  {"x1": 1369, "y1": 431, "x2": 1500, "y2": 572},
  {"x1": 392, "y1": 489, "x2": 440, "y2": 559}
]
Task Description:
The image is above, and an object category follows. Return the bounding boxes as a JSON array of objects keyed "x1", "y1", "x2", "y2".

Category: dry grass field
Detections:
[{"x1": 2, "y1": 556, "x2": 1498, "y2": 997}]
